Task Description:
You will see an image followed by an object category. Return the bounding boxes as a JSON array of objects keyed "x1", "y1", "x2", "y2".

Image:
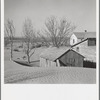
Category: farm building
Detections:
[
  {"x1": 68, "y1": 32, "x2": 96, "y2": 46},
  {"x1": 40, "y1": 47, "x2": 84, "y2": 67}
]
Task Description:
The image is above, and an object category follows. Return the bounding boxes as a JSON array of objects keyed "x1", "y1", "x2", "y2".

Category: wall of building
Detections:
[
  {"x1": 40, "y1": 57, "x2": 46, "y2": 67},
  {"x1": 77, "y1": 38, "x2": 84, "y2": 43},
  {"x1": 70, "y1": 34, "x2": 78, "y2": 46},
  {"x1": 88, "y1": 38, "x2": 96, "y2": 46},
  {"x1": 59, "y1": 50, "x2": 84, "y2": 67},
  {"x1": 73, "y1": 40, "x2": 88, "y2": 51},
  {"x1": 40, "y1": 57, "x2": 56, "y2": 67}
]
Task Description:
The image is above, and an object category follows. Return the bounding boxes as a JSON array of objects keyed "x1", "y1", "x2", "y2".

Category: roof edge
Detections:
[{"x1": 54, "y1": 49, "x2": 85, "y2": 61}]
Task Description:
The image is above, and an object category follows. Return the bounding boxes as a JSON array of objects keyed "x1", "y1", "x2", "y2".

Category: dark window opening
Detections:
[
  {"x1": 76, "y1": 47, "x2": 79, "y2": 52},
  {"x1": 88, "y1": 38, "x2": 96, "y2": 46}
]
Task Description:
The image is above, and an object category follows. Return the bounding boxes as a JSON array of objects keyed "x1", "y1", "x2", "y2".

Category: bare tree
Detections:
[
  {"x1": 4, "y1": 19, "x2": 15, "y2": 59},
  {"x1": 39, "y1": 16, "x2": 76, "y2": 47},
  {"x1": 4, "y1": 36, "x2": 10, "y2": 47},
  {"x1": 37, "y1": 31, "x2": 50, "y2": 47},
  {"x1": 23, "y1": 18, "x2": 37, "y2": 64}
]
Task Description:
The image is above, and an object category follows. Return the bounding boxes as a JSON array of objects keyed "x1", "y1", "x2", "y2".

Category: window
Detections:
[
  {"x1": 88, "y1": 38, "x2": 96, "y2": 46},
  {"x1": 76, "y1": 47, "x2": 79, "y2": 52}
]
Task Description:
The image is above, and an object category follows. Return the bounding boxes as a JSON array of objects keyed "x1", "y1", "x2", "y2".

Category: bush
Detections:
[
  {"x1": 14, "y1": 48, "x2": 19, "y2": 52},
  {"x1": 30, "y1": 45, "x2": 35, "y2": 49},
  {"x1": 18, "y1": 45, "x2": 23, "y2": 48},
  {"x1": 36, "y1": 44, "x2": 42, "y2": 48}
]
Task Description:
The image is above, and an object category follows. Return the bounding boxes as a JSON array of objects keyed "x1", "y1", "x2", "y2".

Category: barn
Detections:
[{"x1": 40, "y1": 47, "x2": 84, "y2": 67}]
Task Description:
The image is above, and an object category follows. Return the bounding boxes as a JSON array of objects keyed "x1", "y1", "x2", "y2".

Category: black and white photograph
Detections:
[{"x1": 4, "y1": 0, "x2": 97, "y2": 84}]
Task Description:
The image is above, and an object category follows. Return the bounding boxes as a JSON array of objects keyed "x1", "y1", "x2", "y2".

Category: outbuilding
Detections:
[
  {"x1": 40, "y1": 47, "x2": 84, "y2": 67},
  {"x1": 84, "y1": 32, "x2": 96, "y2": 46}
]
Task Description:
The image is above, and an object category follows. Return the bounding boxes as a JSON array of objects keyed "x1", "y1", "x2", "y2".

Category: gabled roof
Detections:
[
  {"x1": 72, "y1": 32, "x2": 96, "y2": 39},
  {"x1": 40, "y1": 47, "x2": 70, "y2": 61},
  {"x1": 74, "y1": 32, "x2": 86, "y2": 39},
  {"x1": 40, "y1": 47, "x2": 84, "y2": 61},
  {"x1": 68, "y1": 32, "x2": 96, "y2": 39}
]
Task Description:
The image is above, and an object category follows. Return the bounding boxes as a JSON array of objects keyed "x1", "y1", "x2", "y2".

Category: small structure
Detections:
[
  {"x1": 40, "y1": 47, "x2": 84, "y2": 67},
  {"x1": 85, "y1": 32, "x2": 96, "y2": 46}
]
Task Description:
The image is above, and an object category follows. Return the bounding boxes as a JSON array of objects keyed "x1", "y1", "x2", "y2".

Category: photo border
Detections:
[{"x1": 1, "y1": 0, "x2": 99, "y2": 100}]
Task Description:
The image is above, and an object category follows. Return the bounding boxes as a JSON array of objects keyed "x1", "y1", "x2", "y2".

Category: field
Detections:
[{"x1": 4, "y1": 46, "x2": 96, "y2": 84}]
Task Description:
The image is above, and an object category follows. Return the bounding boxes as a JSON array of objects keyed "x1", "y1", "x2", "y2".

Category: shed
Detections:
[
  {"x1": 84, "y1": 32, "x2": 96, "y2": 46},
  {"x1": 40, "y1": 47, "x2": 84, "y2": 67}
]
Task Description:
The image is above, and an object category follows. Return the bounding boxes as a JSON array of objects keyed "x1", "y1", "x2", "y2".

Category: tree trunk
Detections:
[
  {"x1": 27, "y1": 53, "x2": 30, "y2": 64},
  {"x1": 10, "y1": 41, "x2": 13, "y2": 60},
  {"x1": 27, "y1": 42, "x2": 30, "y2": 64}
]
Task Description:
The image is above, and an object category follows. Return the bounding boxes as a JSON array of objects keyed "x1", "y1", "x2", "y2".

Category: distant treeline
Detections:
[
  {"x1": 4, "y1": 37, "x2": 69, "y2": 43},
  {"x1": 4, "y1": 37, "x2": 43, "y2": 43}
]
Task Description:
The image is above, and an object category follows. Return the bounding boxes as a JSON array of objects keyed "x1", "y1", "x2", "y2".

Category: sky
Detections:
[{"x1": 4, "y1": 0, "x2": 96, "y2": 37}]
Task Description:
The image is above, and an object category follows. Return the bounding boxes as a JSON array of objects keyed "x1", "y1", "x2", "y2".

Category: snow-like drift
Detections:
[{"x1": 5, "y1": 61, "x2": 96, "y2": 84}]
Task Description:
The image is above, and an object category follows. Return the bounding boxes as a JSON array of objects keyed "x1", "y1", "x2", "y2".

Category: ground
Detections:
[
  {"x1": 5, "y1": 61, "x2": 96, "y2": 84},
  {"x1": 4, "y1": 46, "x2": 96, "y2": 84}
]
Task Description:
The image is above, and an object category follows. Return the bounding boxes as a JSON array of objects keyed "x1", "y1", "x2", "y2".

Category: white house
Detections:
[
  {"x1": 69, "y1": 32, "x2": 86, "y2": 46},
  {"x1": 70, "y1": 33, "x2": 78, "y2": 45},
  {"x1": 69, "y1": 32, "x2": 96, "y2": 46}
]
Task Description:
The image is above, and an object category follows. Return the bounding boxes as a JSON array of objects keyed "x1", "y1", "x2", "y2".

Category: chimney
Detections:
[{"x1": 85, "y1": 30, "x2": 87, "y2": 32}]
